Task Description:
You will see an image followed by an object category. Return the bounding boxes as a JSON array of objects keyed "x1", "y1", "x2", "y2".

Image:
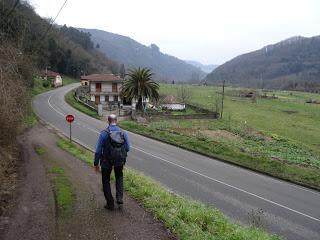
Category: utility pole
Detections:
[{"x1": 221, "y1": 80, "x2": 225, "y2": 118}]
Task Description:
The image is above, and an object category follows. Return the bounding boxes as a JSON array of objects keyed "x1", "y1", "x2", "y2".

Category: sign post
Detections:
[{"x1": 65, "y1": 114, "x2": 74, "y2": 142}]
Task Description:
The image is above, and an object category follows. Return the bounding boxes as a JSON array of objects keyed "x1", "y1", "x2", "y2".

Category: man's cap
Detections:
[{"x1": 108, "y1": 114, "x2": 117, "y2": 122}]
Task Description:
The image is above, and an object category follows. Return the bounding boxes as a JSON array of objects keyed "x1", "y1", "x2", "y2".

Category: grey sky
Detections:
[{"x1": 30, "y1": 0, "x2": 320, "y2": 65}]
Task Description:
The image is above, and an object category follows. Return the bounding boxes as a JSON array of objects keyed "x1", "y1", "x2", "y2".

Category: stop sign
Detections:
[{"x1": 66, "y1": 114, "x2": 74, "y2": 123}]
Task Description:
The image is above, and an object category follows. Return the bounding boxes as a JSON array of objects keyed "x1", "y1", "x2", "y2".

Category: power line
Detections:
[
  {"x1": 52, "y1": 0, "x2": 68, "y2": 25},
  {"x1": 40, "y1": 0, "x2": 68, "y2": 41}
]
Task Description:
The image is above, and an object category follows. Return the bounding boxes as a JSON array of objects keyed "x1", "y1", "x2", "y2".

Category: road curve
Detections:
[{"x1": 33, "y1": 84, "x2": 320, "y2": 240}]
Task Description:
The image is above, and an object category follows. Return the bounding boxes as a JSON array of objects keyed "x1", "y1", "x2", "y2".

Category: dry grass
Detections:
[{"x1": 201, "y1": 130, "x2": 242, "y2": 141}]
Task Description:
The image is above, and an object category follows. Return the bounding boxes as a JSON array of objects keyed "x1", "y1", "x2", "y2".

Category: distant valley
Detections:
[{"x1": 185, "y1": 60, "x2": 218, "y2": 73}]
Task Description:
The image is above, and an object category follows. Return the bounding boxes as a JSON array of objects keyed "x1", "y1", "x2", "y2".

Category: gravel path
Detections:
[{"x1": 0, "y1": 125, "x2": 175, "y2": 240}]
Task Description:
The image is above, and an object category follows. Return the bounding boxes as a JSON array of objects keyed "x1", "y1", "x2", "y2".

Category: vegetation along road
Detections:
[{"x1": 32, "y1": 84, "x2": 320, "y2": 240}]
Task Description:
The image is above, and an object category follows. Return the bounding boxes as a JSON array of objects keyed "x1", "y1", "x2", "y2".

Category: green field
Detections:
[
  {"x1": 120, "y1": 84, "x2": 320, "y2": 189},
  {"x1": 159, "y1": 84, "x2": 320, "y2": 152}
]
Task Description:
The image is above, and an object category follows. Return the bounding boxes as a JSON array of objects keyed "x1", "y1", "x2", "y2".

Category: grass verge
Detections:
[
  {"x1": 64, "y1": 90, "x2": 100, "y2": 119},
  {"x1": 119, "y1": 120, "x2": 320, "y2": 190},
  {"x1": 56, "y1": 136, "x2": 281, "y2": 240},
  {"x1": 48, "y1": 166, "x2": 75, "y2": 211},
  {"x1": 35, "y1": 146, "x2": 46, "y2": 155},
  {"x1": 34, "y1": 144, "x2": 75, "y2": 211}
]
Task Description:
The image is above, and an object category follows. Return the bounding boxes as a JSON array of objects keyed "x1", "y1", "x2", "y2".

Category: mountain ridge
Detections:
[
  {"x1": 205, "y1": 35, "x2": 320, "y2": 91},
  {"x1": 79, "y1": 28, "x2": 205, "y2": 82}
]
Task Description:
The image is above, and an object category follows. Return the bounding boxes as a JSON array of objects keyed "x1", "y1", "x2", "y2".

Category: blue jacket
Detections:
[{"x1": 94, "y1": 124, "x2": 130, "y2": 168}]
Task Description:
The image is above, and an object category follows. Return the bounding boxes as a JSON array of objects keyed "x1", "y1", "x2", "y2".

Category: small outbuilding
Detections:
[
  {"x1": 161, "y1": 95, "x2": 185, "y2": 110},
  {"x1": 41, "y1": 70, "x2": 62, "y2": 87}
]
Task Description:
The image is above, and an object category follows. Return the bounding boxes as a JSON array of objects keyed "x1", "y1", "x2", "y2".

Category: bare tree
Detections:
[
  {"x1": 0, "y1": 45, "x2": 29, "y2": 146},
  {"x1": 177, "y1": 84, "x2": 193, "y2": 103}
]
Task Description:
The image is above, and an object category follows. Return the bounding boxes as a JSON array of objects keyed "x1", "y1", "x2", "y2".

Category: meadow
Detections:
[{"x1": 120, "y1": 83, "x2": 320, "y2": 189}]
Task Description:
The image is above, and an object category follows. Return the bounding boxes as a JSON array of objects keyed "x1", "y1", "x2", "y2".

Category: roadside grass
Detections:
[
  {"x1": 57, "y1": 138, "x2": 93, "y2": 165},
  {"x1": 32, "y1": 76, "x2": 78, "y2": 96},
  {"x1": 63, "y1": 76, "x2": 79, "y2": 85},
  {"x1": 35, "y1": 146, "x2": 46, "y2": 155},
  {"x1": 48, "y1": 166, "x2": 75, "y2": 211},
  {"x1": 31, "y1": 77, "x2": 54, "y2": 96},
  {"x1": 64, "y1": 90, "x2": 100, "y2": 119},
  {"x1": 56, "y1": 136, "x2": 281, "y2": 240},
  {"x1": 34, "y1": 144, "x2": 75, "y2": 211},
  {"x1": 119, "y1": 120, "x2": 320, "y2": 190},
  {"x1": 22, "y1": 109, "x2": 38, "y2": 129}
]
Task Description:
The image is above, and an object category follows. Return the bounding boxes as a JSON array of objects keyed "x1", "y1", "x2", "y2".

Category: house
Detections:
[
  {"x1": 41, "y1": 70, "x2": 63, "y2": 87},
  {"x1": 80, "y1": 78, "x2": 89, "y2": 86},
  {"x1": 161, "y1": 95, "x2": 185, "y2": 110},
  {"x1": 81, "y1": 73, "x2": 126, "y2": 106}
]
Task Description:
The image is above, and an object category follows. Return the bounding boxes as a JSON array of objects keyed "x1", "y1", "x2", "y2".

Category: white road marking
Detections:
[
  {"x1": 48, "y1": 94, "x2": 65, "y2": 117},
  {"x1": 43, "y1": 90, "x2": 320, "y2": 223},
  {"x1": 127, "y1": 130, "x2": 320, "y2": 197},
  {"x1": 131, "y1": 145, "x2": 320, "y2": 223}
]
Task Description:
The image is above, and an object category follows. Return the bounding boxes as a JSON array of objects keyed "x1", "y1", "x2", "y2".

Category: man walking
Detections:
[{"x1": 94, "y1": 114, "x2": 130, "y2": 210}]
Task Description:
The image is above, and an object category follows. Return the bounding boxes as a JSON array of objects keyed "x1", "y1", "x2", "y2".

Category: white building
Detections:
[
  {"x1": 80, "y1": 74, "x2": 125, "y2": 106},
  {"x1": 41, "y1": 70, "x2": 62, "y2": 87},
  {"x1": 161, "y1": 95, "x2": 185, "y2": 110}
]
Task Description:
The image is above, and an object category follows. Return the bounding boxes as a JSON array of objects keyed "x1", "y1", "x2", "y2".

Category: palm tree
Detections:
[{"x1": 121, "y1": 67, "x2": 159, "y2": 110}]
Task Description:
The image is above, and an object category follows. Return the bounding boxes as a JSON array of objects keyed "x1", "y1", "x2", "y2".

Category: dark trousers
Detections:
[{"x1": 101, "y1": 166, "x2": 123, "y2": 206}]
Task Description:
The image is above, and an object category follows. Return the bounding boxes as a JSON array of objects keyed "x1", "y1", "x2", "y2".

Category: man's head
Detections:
[{"x1": 108, "y1": 114, "x2": 117, "y2": 125}]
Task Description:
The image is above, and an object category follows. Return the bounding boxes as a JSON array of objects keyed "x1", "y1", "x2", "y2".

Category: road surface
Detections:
[{"x1": 33, "y1": 84, "x2": 320, "y2": 240}]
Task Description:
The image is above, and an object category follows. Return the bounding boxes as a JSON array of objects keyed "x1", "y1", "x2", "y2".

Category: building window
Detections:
[
  {"x1": 105, "y1": 95, "x2": 109, "y2": 102},
  {"x1": 96, "y1": 83, "x2": 101, "y2": 92},
  {"x1": 112, "y1": 83, "x2": 117, "y2": 92},
  {"x1": 114, "y1": 95, "x2": 118, "y2": 102}
]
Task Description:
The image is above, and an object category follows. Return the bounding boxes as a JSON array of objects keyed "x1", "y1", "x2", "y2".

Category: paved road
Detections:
[{"x1": 33, "y1": 84, "x2": 320, "y2": 240}]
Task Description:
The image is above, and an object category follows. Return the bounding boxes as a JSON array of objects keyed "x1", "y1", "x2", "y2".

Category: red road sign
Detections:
[{"x1": 66, "y1": 114, "x2": 74, "y2": 123}]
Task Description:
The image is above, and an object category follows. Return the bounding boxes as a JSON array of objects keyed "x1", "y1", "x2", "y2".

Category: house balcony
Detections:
[{"x1": 90, "y1": 91, "x2": 119, "y2": 95}]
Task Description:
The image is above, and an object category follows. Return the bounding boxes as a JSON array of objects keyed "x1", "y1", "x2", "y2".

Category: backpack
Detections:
[{"x1": 103, "y1": 128, "x2": 127, "y2": 166}]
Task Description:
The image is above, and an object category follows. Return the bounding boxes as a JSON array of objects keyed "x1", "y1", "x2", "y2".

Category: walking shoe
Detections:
[
  {"x1": 116, "y1": 198, "x2": 123, "y2": 205},
  {"x1": 104, "y1": 204, "x2": 114, "y2": 210}
]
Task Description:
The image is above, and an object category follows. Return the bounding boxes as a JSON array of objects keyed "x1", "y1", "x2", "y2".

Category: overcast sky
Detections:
[{"x1": 30, "y1": 0, "x2": 320, "y2": 65}]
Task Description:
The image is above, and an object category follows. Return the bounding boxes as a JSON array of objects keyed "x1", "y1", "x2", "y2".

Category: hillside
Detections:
[
  {"x1": 205, "y1": 36, "x2": 320, "y2": 91},
  {"x1": 0, "y1": 1, "x2": 119, "y2": 79},
  {"x1": 0, "y1": 0, "x2": 120, "y2": 205},
  {"x1": 80, "y1": 28, "x2": 205, "y2": 82},
  {"x1": 185, "y1": 60, "x2": 218, "y2": 73}
]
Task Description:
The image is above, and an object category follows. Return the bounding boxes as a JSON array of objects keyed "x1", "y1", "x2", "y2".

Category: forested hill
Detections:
[
  {"x1": 0, "y1": 0, "x2": 119, "y2": 79},
  {"x1": 80, "y1": 28, "x2": 205, "y2": 82},
  {"x1": 205, "y1": 36, "x2": 320, "y2": 91},
  {"x1": 0, "y1": 0, "x2": 121, "y2": 149}
]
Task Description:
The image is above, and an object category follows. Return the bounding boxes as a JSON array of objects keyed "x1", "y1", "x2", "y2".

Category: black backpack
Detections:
[{"x1": 103, "y1": 128, "x2": 127, "y2": 166}]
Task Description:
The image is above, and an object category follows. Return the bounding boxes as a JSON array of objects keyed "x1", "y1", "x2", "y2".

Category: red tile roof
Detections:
[
  {"x1": 81, "y1": 74, "x2": 123, "y2": 82},
  {"x1": 41, "y1": 70, "x2": 60, "y2": 77}
]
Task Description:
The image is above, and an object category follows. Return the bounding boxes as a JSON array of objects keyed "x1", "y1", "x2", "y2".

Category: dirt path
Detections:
[{"x1": 1, "y1": 125, "x2": 175, "y2": 240}]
